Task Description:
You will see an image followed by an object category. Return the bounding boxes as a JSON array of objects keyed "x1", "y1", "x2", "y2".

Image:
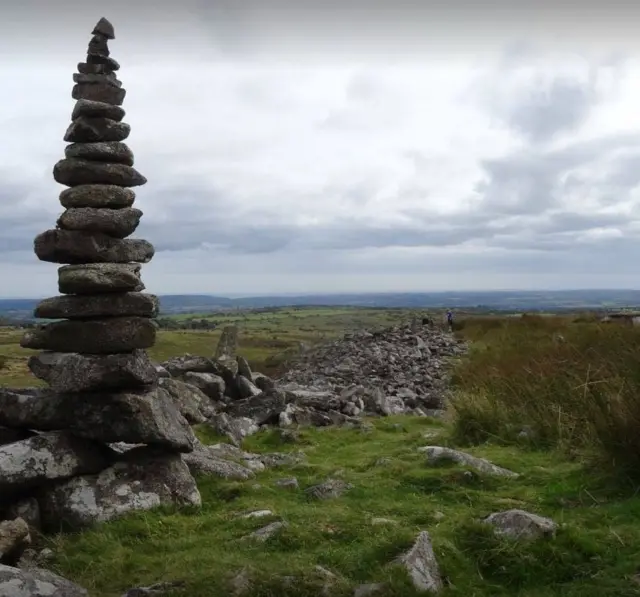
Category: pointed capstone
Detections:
[{"x1": 93, "y1": 17, "x2": 115, "y2": 40}]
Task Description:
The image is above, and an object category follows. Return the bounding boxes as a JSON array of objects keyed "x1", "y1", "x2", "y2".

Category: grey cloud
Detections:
[{"x1": 505, "y1": 75, "x2": 597, "y2": 143}]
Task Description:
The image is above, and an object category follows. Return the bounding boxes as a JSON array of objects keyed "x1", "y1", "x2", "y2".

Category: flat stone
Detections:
[
  {"x1": 58, "y1": 263, "x2": 143, "y2": 294},
  {"x1": 86, "y1": 54, "x2": 120, "y2": 70},
  {"x1": 65, "y1": 141, "x2": 134, "y2": 166},
  {"x1": 77, "y1": 62, "x2": 118, "y2": 75},
  {"x1": 34, "y1": 229, "x2": 153, "y2": 264},
  {"x1": 93, "y1": 17, "x2": 115, "y2": 40},
  {"x1": 483, "y1": 509, "x2": 557, "y2": 539},
  {"x1": 59, "y1": 184, "x2": 135, "y2": 208},
  {"x1": 54, "y1": 158, "x2": 145, "y2": 187},
  {"x1": 0, "y1": 387, "x2": 195, "y2": 452},
  {"x1": 0, "y1": 432, "x2": 110, "y2": 494},
  {"x1": 182, "y1": 441, "x2": 255, "y2": 480},
  {"x1": 420, "y1": 446, "x2": 519, "y2": 478},
  {"x1": 21, "y1": 317, "x2": 156, "y2": 354},
  {"x1": 0, "y1": 564, "x2": 88, "y2": 597},
  {"x1": 57, "y1": 207, "x2": 142, "y2": 239},
  {"x1": 39, "y1": 447, "x2": 201, "y2": 531},
  {"x1": 35, "y1": 292, "x2": 158, "y2": 319},
  {"x1": 72, "y1": 72, "x2": 121, "y2": 88},
  {"x1": 28, "y1": 350, "x2": 157, "y2": 393},
  {"x1": 63, "y1": 117, "x2": 129, "y2": 143},
  {"x1": 71, "y1": 98, "x2": 124, "y2": 121},
  {"x1": 72, "y1": 82, "x2": 126, "y2": 106}
]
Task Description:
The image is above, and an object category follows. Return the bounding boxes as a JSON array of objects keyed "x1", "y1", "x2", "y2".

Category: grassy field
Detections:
[
  {"x1": 0, "y1": 307, "x2": 423, "y2": 387},
  {"x1": 4, "y1": 309, "x2": 640, "y2": 596}
]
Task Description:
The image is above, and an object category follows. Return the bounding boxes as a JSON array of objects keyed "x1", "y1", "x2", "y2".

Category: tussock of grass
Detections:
[{"x1": 451, "y1": 315, "x2": 640, "y2": 475}]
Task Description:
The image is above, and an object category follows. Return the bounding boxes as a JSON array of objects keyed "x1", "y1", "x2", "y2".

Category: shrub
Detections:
[{"x1": 450, "y1": 315, "x2": 640, "y2": 476}]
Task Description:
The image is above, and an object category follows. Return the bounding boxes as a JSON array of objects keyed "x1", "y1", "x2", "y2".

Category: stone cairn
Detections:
[{"x1": 2, "y1": 18, "x2": 201, "y2": 532}]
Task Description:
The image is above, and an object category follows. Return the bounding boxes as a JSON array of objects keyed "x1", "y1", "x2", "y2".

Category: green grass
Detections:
[
  {"x1": 46, "y1": 416, "x2": 640, "y2": 596},
  {"x1": 7, "y1": 309, "x2": 640, "y2": 596},
  {"x1": 451, "y1": 314, "x2": 640, "y2": 475}
]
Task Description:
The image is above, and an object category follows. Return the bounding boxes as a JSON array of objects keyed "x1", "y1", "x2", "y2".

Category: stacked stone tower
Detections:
[
  {"x1": 13, "y1": 19, "x2": 199, "y2": 528},
  {"x1": 22, "y1": 17, "x2": 160, "y2": 389}
]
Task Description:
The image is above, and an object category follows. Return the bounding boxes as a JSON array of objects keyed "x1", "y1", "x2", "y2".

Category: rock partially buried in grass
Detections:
[
  {"x1": 419, "y1": 446, "x2": 519, "y2": 478},
  {"x1": 305, "y1": 478, "x2": 353, "y2": 500},
  {"x1": 243, "y1": 521, "x2": 287, "y2": 543},
  {"x1": 396, "y1": 531, "x2": 443, "y2": 593},
  {"x1": 483, "y1": 509, "x2": 557, "y2": 539}
]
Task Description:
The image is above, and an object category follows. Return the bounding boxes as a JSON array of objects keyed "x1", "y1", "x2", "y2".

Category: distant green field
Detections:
[{"x1": 0, "y1": 307, "x2": 430, "y2": 387}]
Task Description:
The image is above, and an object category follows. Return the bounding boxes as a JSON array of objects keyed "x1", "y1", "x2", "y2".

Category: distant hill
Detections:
[{"x1": 1, "y1": 289, "x2": 640, "y2": 321}]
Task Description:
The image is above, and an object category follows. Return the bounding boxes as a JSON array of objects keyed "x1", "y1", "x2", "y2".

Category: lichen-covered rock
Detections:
[
  {"x1": 63, "y1": 117, "x2": 130, "y2": 143},
  {"x1": 207, "y1": 413, "x2": 259, "y2": 447},
  {"x1": 21, "y1": 317, "x2": 157, "y2": 353},
  {"x1": 28, "y1": 350, "x2": 157, "y2": 393},
  {"x1": 0, "y1": 432, "x2": 110, "y2": 493},
  {"x1": 183, "y1": 371, "x2": 226, "y2": 401},
  {"x1": 57, "y1": 263, "x2": 144, "y2": 294},
  {"x1": 236, "y1": 375, "x2": 261, "y2": 399},
  {"x1": 419, "y1": 446, "x2": 519, "y2": 478},
  {"x1": 35, "y1": 292, "x2": 158, "y2": 319},
  {"x1": 39, "y1": 447, "x2": 201, "y2": 531},
  {"x1": 0, "y1": 564, "x2": 88, "y2": 597},
  {"x1": 65, "y1": 140, "x2": 134, "y2": 165},
  {"x1": 56, "y1": 207, "x2": 142, "y2": 238},
  {"x1": 396, "y1": 531, "x2": 443, "y2": 593},
  {"x1": 182, "y1": 441, "x2": 255, "y2": 480},
  {"x1": 159, "y1": 378, "x2": 209, "y2": 424},
  {"x1": 59, "y1": 184, "x2": 134, "y2": 208},
  {"x1": 33, "y1": 229, "x2": 153, "y2": 264},
  {"x1": 483, "y1": 509, "x2": 557, "y2": 539},
  {"x1": 161, "y1": 355, "x2": 219, "y2": 377},
  {"x1": 0, "y1": 387, "x2": 194, "y2": 452}
]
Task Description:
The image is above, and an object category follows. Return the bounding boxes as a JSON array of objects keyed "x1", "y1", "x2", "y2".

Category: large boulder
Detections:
[
  {"x1": 0, "y1": 564, "x2": 88, "y2": 597},
  {"x1": 0, "y1": 432, "x2": 110, "y2": 494},
  {"x1": 183, "y1": 372, "x2": 225, "y2": 402},
  {"x1": 39, "y1": 447, "x2": 201, "y2": 531},
  {"x1": 159, "y1": 378, "x2": 211, "y2": 423},
  {"x1": 0, "y1": 388, "x2": 195, "y2": 453}
]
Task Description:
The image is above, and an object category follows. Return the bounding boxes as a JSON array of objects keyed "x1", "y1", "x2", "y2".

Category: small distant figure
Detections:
[{"x1": 446, "y1": 310, "x2": 454, "y2": 332}]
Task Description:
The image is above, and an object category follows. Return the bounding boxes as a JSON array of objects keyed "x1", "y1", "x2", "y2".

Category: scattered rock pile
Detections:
[
  {"x1": 155, "y1": 320, "x2": 466, "y2": 444},
  {"x1": 1, "y1": 18, "x2": 201, "y2": 542}
]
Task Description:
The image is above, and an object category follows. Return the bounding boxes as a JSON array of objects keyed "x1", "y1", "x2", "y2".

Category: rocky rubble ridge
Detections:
[{"x1": 154, "y1": 320, "x2": 466, "y2": 445}]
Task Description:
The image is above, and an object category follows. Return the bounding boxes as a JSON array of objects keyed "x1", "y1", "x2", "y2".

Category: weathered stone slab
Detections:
[
  {"x1": 21, "y1": 317, "x2": 156, "y2": 353},
  {"x1": 0, "y1": 564, "x2": 88, "y2": 597},
  {"x1": 28, "y1": 350, "x2": 157, "y2": 393},
  {"x1": 39, "y1": 447, "x2": 200, "y2": 531},
  {"x1": 58, "y1": 263, "x2": 144, "y2": 294},
  {"x1": 65, "y1": 141, "x2": 134, "y2": 165},
  {"x1": 59, "y1": 184, "x2": 135, "y2": 208},
  {"x1": 183, "y1": 371, "x2": 225, "y2": 401},
  {"x1": 63, "y1": 117, "x2": 129, "y2": 143},
  {"x1": 35, "y1": 292, "x2": 158, "y2": 319},
  {"x1": 71, "y1": 98, "x2": 124, "y2": 121},
  {"x1": 72, "y1": 82, "x2": 125, "y2": 105},
  {"x1": 86, "y1": 54, "x2": 120, "y2": 70},
  {"x1": 34, "y1": 229, "x2": 153, "y2": 264},
  {"x1": 0, "y1": 432, "x2": 110, "y2": 493},
  {"x1": 159, "y1": 378, "x2": 209, "y2": 424},
  {"x1": 396, "y1": 531, "x2": 443, "y2": 593},
  {"x1": 77, "y1": 61, "x2": 119, "y2": 75},
  {"x1": 72, "y1": 73, "x2": 121, "y2": 88},
  {"x1": 53, "y1": 158, "x2": 145, "y2": 187},
  {"x1": 57, "y1": 207, "x2": 142, "y2": 238},
  {"x1": 0, "y1": 388, "x2": 194, "y2": 452},
  {"x1": 161, "y1": 354, "x2": 219, "y2": 377}
]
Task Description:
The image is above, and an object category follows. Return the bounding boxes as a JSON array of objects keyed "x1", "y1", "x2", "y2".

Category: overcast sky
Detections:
[{"x1": 2, "y1": 0, "x2": 640, "y2": 297}]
